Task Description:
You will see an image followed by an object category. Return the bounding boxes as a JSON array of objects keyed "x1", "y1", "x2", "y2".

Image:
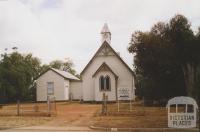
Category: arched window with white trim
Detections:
[
  {"x1": 99, "y1": 76, "x2": 104, "y2": 91},
  {"x1": 105, "y1": 75, "x2": 111, "y2": 91}
]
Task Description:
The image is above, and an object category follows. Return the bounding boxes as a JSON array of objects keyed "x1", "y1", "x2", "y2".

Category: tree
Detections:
[
  {"x1": 0, "y1": 51, "x2": 41, "y2": 103},
  {"x1": 49, "y1": 58, "x2": 76, "y2": 76},
  {"x1": 0, "y1": 49, "x2": 79, "y2": 103},
  {"x1": 128, "y1": 14, "x2": 200, "y2": 102},
  {"x1": 167, "y1": 15, "x2": 200, "y2": 98}
]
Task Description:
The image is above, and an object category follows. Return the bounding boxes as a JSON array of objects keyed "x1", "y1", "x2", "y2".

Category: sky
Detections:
[{"x1": 0, "y1": 0, "x2": 200, "y2": 73}]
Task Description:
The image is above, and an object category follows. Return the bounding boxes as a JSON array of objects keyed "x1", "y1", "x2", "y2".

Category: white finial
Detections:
[{"x1": 101, "y1": 23, "x2": 111, "y2": 44}]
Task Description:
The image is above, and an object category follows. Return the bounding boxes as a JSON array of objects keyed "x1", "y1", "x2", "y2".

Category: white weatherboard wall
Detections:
[
  {"x1": 70, "y1": 81, "x2": 82, "y2": 100},
  {"x1": 82, "y1": 50, "x2": 135, "y2": 101},
  {"x1": 64, "y1": 79, "x2": 70, "y2": 100},
  {"x1": 36, "y1": 70, "x2": 68, "y2": 101}
]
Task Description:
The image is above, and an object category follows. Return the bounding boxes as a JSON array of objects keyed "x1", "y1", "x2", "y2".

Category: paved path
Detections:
[{"x1": 0, "y1": 126, "x2": 199, "y2": 132}]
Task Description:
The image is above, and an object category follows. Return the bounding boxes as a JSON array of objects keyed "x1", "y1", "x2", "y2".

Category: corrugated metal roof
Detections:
[{"x1": 51, "y1": 68, "x2": 80, "y2": 81}]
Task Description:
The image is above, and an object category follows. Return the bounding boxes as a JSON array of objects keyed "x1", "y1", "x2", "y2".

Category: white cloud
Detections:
[{"x1": 0, "y1": 0, "x2": 200, "y2": 73}]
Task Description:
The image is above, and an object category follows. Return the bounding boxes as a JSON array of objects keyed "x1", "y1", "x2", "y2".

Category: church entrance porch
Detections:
[{"x1": 93, "y1": 70, "x2": 117, "y2": 102}]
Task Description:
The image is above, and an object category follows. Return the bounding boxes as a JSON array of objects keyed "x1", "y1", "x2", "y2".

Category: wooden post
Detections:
[
  {"x1": 17, "y1": 100, "x2": 20, "y2": 116},
  {"x1": 70, "y1": 93, "x2": 73, "y2": 102},
  {"x1": 102, "y1": 93, "x2": 106, "y2": 115},
  {"x1": 130, "y1": 99, "x2": 132, "y2": 112},
  {"x1": 54, "y1": 97, "x2": 57, "y2": 116},
  {"x1": 47, "y1": 96, "x2": 51, "y2": 116},
  {"x1": 143, "y1": 97, "x2": 145, "y2": 115},
  {"x1": 105, "y1": 95, "x2": 108, "y2": 115},
  {"x1": 118, "y1": 99, "x2": 120, "y2": 112}
]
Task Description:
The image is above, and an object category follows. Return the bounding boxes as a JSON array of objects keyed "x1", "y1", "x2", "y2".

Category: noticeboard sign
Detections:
[
  {"x1": 118, "y1": 87, "x2": 131, "y2": 100},
  {"x1": 166, "y1": 96, "x2": 198, "y2": 128}
]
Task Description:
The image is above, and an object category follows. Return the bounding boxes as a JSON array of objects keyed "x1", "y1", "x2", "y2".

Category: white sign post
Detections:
[{"x1": 117, "y1": 87, "x2": 132, "y2": 112}]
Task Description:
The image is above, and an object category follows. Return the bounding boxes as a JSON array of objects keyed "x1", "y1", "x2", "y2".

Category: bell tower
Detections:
[{"x1": 101, "y1": 23, "x2": 111, "y2": 44}]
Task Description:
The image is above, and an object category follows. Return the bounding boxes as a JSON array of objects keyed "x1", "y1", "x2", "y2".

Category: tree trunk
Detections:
[{"x1": 182, "y1": 63, "x2": 196, "y2": 97}]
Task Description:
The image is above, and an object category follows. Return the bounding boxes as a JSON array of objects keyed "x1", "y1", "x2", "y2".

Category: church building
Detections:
[
  {"x1": 36, "y1": 23, "x2": 136, "y2": 102},
  {"x1": 80, "y1": 23, "x2": 136, "y2": 101}
]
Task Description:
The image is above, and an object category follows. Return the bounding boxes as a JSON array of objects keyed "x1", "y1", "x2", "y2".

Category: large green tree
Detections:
[
  {"x1": 167, "y1": 15, "x2": 200, "y2": 98},
  {"x1": 128, "y1": 14, "x2": 200, "y2": 101},
  {"x1": 0, "y1": 50, "x2": 78, "y2": 103},
  {"x1": 0, "y1": 51, "x2": 41, "y2": 103}
]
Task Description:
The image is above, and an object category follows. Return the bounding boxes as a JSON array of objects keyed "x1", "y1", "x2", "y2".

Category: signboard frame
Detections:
[{"x1": 117, "y1": 87, "x2": 132, "y2": 112}]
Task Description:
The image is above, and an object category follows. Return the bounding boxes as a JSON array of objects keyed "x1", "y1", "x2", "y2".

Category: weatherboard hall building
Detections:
[{"x1": 36, "y1": 24, "x2": 136, "y2": 102}]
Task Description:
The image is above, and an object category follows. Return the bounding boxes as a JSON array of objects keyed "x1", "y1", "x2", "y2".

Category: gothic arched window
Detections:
[
  {"x1": 99, "y1": 76, "x2": 104, "y2": 91},
  {"x1": 105, "y1": 75, "x2": 111, "y2": 91}
]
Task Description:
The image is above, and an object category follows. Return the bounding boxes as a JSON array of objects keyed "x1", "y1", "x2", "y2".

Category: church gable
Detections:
[
  {"x1": 96, "y1": 42, "x2": 115, "y2": 56},
  {"x1": 81, "y1": 41, "x2": 134, "y2": 76},
  {"x1": 81, "y1": 23, "x2": 134, "y2": 76}
]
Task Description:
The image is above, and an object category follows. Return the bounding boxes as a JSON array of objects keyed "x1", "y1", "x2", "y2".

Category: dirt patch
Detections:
[
  {"x1": 0, "y1": 102, "x2": 101, "y2": 129},
  {"x1": 0, "y1": 103, "x2": 51, "y2": 116},
  {"x1": 93, "y1": 103, "x2": 168, "y2": 128},
  {"x1": 0, "y1": 116, "x2": 52, "y2": 129},
  {"x1": 0, "y1": 102, "x2": 169, "y2": 128},
  {"x1": 43, "y1": 102, "x2": 101, "y2": 127}
]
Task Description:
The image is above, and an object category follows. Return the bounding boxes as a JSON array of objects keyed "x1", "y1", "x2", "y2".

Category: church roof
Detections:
[
  {"x1": 92, "y1": 62, "x2": 118, "y2": 78},
  {"x1": 101, "y1": 23, "x2": 111, "y2": 34},
  {"x1": 80, "y1": 41, "x2": 134, "y2": 76}
]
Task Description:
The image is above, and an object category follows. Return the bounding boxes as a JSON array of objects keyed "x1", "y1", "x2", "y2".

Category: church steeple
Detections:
[{"x1": 101, "y1": 23, "x2": 111, "y2": 44}]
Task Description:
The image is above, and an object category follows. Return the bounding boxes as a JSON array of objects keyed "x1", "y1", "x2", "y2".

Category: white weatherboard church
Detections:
[
  {"x1": 36, "y1": 24, "x2": 136, "y2": 102},
  {"x1": 81, "y1": 23, "x2": 135, "y2": 101}
]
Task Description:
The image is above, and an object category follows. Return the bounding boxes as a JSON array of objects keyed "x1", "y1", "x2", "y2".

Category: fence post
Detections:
[
  {"x1": 118, "y1": 99, "x2": 120, "y2": 112},
  {"x1": 54, "y1": 97, "x2": 57, "y2": 116},
  {"x1": 130, "y1": 99, "x2": 132, "y2": 112},
  {"x1": 102, "y1": 93, "x2": 105, "y2": 115},
  {"x1": 17, "y1": 100, "x2": 20, "y2": 116},
  {"x1": 47, "y1": 96, "x2": 51, "y2": 116},
  {"x1": 70, "y1": 93, "x2": 73, "y2": 102},
  {"x1": 105, "y1": 95, "x2": 108, "y2": 115}
]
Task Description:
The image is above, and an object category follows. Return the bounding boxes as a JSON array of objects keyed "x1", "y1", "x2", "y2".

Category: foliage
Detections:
[
  {"x1": 0, "y1": 51, "x2": 41, "y2": 103},
  {"x1": 49, "y1": 58, "x2": 77, "y2": 76},
  {"x1": 128, "y1": 14, "x2": 200, "y2": 101},
  {"x1": 0, "y1": 50, "x2": 78, "y2": 103}
]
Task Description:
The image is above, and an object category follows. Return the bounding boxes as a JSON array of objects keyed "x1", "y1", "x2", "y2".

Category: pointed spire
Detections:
[
  {"x1": 101, "y1": 23, "x2": 111, "y2": 34},
  {"x1": 101, "y1": 23, "x2": 111, "y2": 44}
]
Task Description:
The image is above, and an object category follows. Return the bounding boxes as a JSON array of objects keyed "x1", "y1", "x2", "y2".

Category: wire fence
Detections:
[{"x1": 0, "y1": 98, "x2": 57, "y2": 117}]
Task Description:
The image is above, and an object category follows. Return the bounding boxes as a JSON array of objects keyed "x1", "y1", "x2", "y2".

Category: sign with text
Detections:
[
  {"x1": 166, "y1": 96, "x2": 198, "y2": 128},
  {"x1": 118, "y1": 87, "x2": 131, "y2": 100}
]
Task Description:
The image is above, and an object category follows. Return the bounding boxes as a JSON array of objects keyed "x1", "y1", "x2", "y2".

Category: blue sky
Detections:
[{"x1": 0, "y1": 0, "x2": 200, "y2": 73}]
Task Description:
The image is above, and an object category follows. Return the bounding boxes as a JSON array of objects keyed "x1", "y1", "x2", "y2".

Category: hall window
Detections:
[{"x1": 47, "y1": 82, "x2": 54, "y2": 95}]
